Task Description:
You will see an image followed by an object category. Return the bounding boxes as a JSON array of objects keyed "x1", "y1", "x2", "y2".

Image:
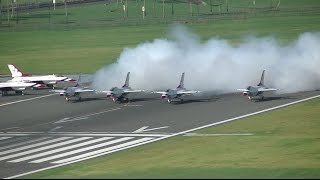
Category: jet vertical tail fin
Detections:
[
  {"x1": 8, "y1": 64, "x2": 31, "y2": 77},
  {"x1": 257, "y1": 70, "x2": 265, "y2": 86},
  {"x1": 75, "y1": 73, "x2": 82, "y2": 87},
  {"x1": 122, "y1": 72, "x2": 130, "y2": 88},
  {"x1": 177, "y1": 72, "x2": 185, "y2": 89}
]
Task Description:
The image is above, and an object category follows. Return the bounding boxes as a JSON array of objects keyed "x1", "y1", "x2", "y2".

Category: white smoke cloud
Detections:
[{"x1": 92, "y1": 24, "x2": 320, "y2": 94}]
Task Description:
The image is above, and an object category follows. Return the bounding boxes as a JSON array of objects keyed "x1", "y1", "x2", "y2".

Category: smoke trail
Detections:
[{"x1": 92, "y1": 24, "x2": 320, "y2": 94}]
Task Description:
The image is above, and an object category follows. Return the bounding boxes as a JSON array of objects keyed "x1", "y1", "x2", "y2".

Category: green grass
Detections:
[
  {"x1": 21, "y1": 97, "x2": 320, "y2": 179},
  {"x1": 1, "y1": 14, "x2": 320, "y2": 75},
  {"x1": 0, "y1": 0, "x2": 320, "y2": 75}
]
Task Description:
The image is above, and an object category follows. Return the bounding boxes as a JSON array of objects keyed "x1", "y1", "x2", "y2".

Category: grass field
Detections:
[
  {"x1": 1, "y1": 14, "x2": 320, "y2": 75},
  {"x1": 21, "y1": 97, "x2": 320, "y2": 179},
  {"x1": 0, "y1": 0, "x2": 320, "y2": 75}
]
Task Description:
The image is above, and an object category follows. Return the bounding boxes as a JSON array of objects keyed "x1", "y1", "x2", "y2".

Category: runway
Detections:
[{"x1": 0, "y1": 89, "x2": 319, "y2": 178}]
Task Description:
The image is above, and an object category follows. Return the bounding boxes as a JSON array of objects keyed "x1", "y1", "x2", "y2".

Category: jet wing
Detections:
[
  {"x1": 50, "y1": 89, "x2": 66, "y2": 94},
  {"x1": 123, "y1": 89, "x2": 144, "y2": 93},
  {"x1": 237, "y1": 89, "x2": 249, "y2": 92},
  {"x1": 152, "y1": 91, "x2": 167, "y2": 94},
  {"x1": 96, "y1": 90, "x2": 112, "y2": 94},
  {"x1": 74, "y1": 89, "x2": 95, "y2": 93},
  {"x1": 177, "y1": 90, "x2": 200, "y2": 95},
  {"x1": 257, "y1": 88, "x2": 278, "y2": 92}
]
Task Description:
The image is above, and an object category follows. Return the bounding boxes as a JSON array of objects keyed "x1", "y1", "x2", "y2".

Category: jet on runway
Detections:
[
  {"x1": 97, "y1": 72, "x2": 144, "y2": 103},
  {"x1": 237, "y1": 70, "x2": 278, "y2": 101},
  {"x1": 152, "y1": 72, "x2": 200, "y2": 104},
  {"x1": 50, "y1": 74, "x2": 95, "y2": 102},
  {"x1": 7, "y1": 64, "x2": 77, "y2": 89},
  {"x1": 0, "y1": 81, "x2": 36, "y2": 96}
]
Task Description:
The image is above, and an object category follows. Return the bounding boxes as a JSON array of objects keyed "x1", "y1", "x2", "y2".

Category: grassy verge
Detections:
[{"x1": 22, "y1": 98, "x2": 320, "y2": 179}]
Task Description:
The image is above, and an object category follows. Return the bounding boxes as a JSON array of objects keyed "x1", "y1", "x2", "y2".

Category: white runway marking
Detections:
[
  {"x1": 51, "y1": 137, "x2": 153, "y2": 164},
  {"x1": 31, "y1": 137, "x2": 134, "y2": 163},
  {"x1": 0, "y1": 132, "x2": 169, "y2": 137},
  {"x1": 0, "y1": 135, "x2": 159, "y2": 165},
  {"x1": 54, "y1": 108, "x2": 121, "y2": 124},
  {"x1": 0, "y1": 137, "x2": 12, "y2": 140},
  {"x1": 48, "y1": 126, "x2": 63, "y2": 132},
  {"x1": 0, "y1": 137, "x2": 71, "y2": 156},
  {"x1": 0, "y1": 94, "x2": 54, "y2": 107},
  {"x1": 183, "y1": 133, "x2": 253, "y2": 136},
  {"x1": 133, "y1": 126, "x2": 169, "y2": 133},
  {"x1": 0, "y1": 127, "x2": 21, "y2": 131},
  {"x1": 0, "y1": 137, "x2": 92, "y2": 162},
  {"x1": 0, "y1": 137, "x2": 51, "y2": 151},
  {"x1": 9, "y1": 137, "x2": 114, "y2": 163}
]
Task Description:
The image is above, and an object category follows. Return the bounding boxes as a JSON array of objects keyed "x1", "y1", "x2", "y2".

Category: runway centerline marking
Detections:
[
  {"x1": 0, "y1": 94, "x2": 54, "y2": 107},
  {"x1": 54, "y1": 107, "x2": 121, "y2": 124}
]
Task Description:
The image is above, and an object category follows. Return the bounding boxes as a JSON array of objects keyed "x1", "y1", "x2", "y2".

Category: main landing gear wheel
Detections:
[
  {"x1": 167, "y1": 98, "x2": 172, "y2": 104},
  {"x1": 15, "y1": 91, "x2": 23, "y2": 95},
  {"x1": 65, "y1": 97, "x2": 70, "y2": 102},
  {"x1": 1, "y1": 91, "x2": 8, "y2": 96}
]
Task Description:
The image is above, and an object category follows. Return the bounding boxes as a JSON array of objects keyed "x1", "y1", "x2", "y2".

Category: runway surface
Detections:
[{"x1": 0, "y1": 88, "x2": 319, "y2": 178}]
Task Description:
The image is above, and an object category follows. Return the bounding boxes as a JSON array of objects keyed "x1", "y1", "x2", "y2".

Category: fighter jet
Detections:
[
  {"x1": 152, "y1": 72, "x2": 200, "y2": 104},
  {"x1": 7, "y1": 64, "x2": 77, "y2": 89},
  {"x1": 237, "y1": 70, "x2": 278, "y2": 101},
  {"x1": 97, "y1": 72, "x2": 144, "y2": 103},
  {"x1": 0, "y1": 81, "x2": 36, "y2": 96},
  {"x1": 50, "y1": 74, "x2": 95, "y2": 102}
]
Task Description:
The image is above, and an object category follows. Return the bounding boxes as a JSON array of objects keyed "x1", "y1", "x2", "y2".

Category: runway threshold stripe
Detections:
[
  {"x1": 52, "y1": 137, "x2": 153, "y2": 164},
  {"x1": 9, "y1": 137, "x2": 114, "y2": 163},
  {"x1": 0, "y1": 137, "x2": 51, "y2": 151},
  {"x1": 31, "y1": 137, "x2": 134, "y2": 163},
  {"x1": 0, "y1": 137, "x2": 12, "y2": 140},
  {"x1": 0, "y1": 94, "x2": 54, "y2": 107},
  {"x1": 0, "y1": 137, "x2": 92, "y2": 162},
  {"x1": 0, "y1": 137, "x2": 72, "y2": 156}
]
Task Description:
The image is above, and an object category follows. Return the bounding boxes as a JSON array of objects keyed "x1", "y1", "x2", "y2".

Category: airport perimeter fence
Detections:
[{"x1": 0, "y1": 0, "x2": 320, "y2": 31}]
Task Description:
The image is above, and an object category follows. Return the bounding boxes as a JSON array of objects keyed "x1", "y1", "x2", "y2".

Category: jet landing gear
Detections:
[
  {"x1": 15, "y1": 91, "x2": 24, "y2": 95},
  {"x1": 65, "y1": 96, "x2": 71, "y2": 102},
  {"x1": 112, "y1": 97, "x2": 129, "y2": 103},
  {"x1": 1, "y1": 90, "x2": 8, "y2": 96},
  {"x1": 167, "y1": 98, "x2": 184, "y2": 104}
]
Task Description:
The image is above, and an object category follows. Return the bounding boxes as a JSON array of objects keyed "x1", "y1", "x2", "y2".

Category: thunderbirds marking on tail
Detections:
[
  {"x1": 237, "y1": 70, "x2": 278, "y2": 101},
  {"x1": 152, "y1": 72, "x2": 200, "y2": 104}
]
